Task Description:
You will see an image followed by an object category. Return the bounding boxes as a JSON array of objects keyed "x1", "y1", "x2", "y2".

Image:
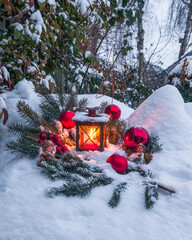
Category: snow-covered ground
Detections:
[{"x1": 1, "y1": 80, "x2": 192, "y2": 240}]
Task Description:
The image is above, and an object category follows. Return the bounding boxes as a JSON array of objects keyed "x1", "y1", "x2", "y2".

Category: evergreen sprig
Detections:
[
  {"x1": 108, "y1": 182, "x2": 128, "y2": 208},
  {"x1": 17, "y1": 100, "x2": 58, "y2": 134},
  {"x1": 143, "y1": 181, "x2": 159, "y2": 210},
  {"x1": 40, "y1": 152, "x2": 113, "y2": 198},
  {"x1": 65, "y1": 92, "x2": 78, "y2": 111},
  {"x1": 47, "y1": 175, "x2": 113, "y2": 198},
  {"x1": 8, "y1": 123, "x2": 39, "y2": 136},
  {"x1": 6, "y1": 137, "x2": 38, "y2": 159},
  {"x1": 77, "y1": 98, "x2": 88, "y2": 112},
  {"x1": 146, "y1": 134, "x2": 163, "y2": 154},
  {"x1": 98, "y1": 101, "x2": 108, "y2": 113},
  {"x1": 106, "y1": 118, "x2": 126, "y2": 144},
  {"x1": 39, "y1": 91, "x2": 61, "y2": 123}
]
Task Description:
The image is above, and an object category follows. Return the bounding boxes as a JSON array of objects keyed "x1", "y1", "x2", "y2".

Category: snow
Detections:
[
  {"x1": 47, "y1": 0, "x2": 56, "y2": 6},
  {"x1": 73, "y1": 112, "x2": 110, "y2": 122},
  {"x1": 30, "y1": 10, "x2": 46, "y2": 43},
  {"x1": 41, "y1": 75, "x2": 55, "y2": 89},
  {"x1": 0, "y1": 96, "x2": 6, "y2": 110},
  {"x1": 77, "y1": 0, "x2": 90, "y2": 15},
  {"x1": 127, "y1": 85, "x2": 192, "y2": 150},
  {"x1": 10, "y1": 22, "x2": 23, "y2": 31},
  {"x1": 1, "y1": 82, "x2": 192, "y2": 240},
  {"x1": 1, "y1": 66, "x2": 10, "y2": 81},
  {"x1": 78, "y1": 94, "x2": 134, "y2": 120},
  {"x1": 85, "y1": 50, "x2": 91, "y2": 58},
  {"x1": 185, "y1": 102, "x2": 192, "y2": 118}
]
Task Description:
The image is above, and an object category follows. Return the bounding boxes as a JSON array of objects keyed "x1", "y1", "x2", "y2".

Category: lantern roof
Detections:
[{"x1": 73, "y1": 112, "x2": 110, "y2": 123}]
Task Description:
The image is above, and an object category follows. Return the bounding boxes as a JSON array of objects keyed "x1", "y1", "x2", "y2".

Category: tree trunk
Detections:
[
  {"x1": 137, "y1": 2, "x2": 145, "y2": 82},
  {"x1": 178, "y1": 0, "x2": 192, "y2": 59}
]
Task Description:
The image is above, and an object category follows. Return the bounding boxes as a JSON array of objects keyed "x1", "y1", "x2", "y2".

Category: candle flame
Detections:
[{"x1": 90, "y1": 128, "x2": 96, "y2": 140}]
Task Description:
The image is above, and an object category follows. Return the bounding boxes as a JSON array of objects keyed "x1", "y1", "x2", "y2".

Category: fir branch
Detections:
[
  {"x1": 41, "y1": 159, "x2": 81, "y2": 182},
  {"x1": 47, "y1": 175, "x2": 113, "y2": 198},
  {"x1": 147, "y1": 134, "x2": 163, "y2": 154},
  {"x1": 40, "y1": 152, "x2": 113, "y2": 198},
  {"x1": 6, "y1": 137, "x2": 38, "y2": 159},
  {"x1": 108, "y1": 182, "x2": 127, "y2": 208},
  {"x1": 106, "y1": 118, "x2": 126, "y2": 144},
  {"x1": 54, "y1": 69, "x2": 66, "y2": 110},
  {"x1": 17, "y1": 100, "x2": 42, "y2": 128},
  {"x1": 17, "y1": 100, "x2": 58, "y2": 134},
  {"x1": 39, "y1": 93, "x2": 61, "y2": 123},
  {"x1": 77, "y1": 98, "x2": 88, "y2": 112},
  {"x1": 98, "y1": 101, "x2": 108, "y2": 113},
  {"x1": 8, "y1": 123, "x2": 39, "y2": 136},
  {"x1": 65, "y1": 93, "x2": 78, "y2": 111},
  {"x1": 26, "y1": 132, "x2": 39, "y2": 142},
  {"x1": 41, "y1": 152, "x2": 104, "y2": 181},
  {"x1": 143, "y1": 181, "x2": 159, "y2": 210}
]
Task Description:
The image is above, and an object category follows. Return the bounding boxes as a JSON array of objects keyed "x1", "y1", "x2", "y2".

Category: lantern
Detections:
[{"x1": 73, "y1": 107, "x2": 110, "y2": 151}]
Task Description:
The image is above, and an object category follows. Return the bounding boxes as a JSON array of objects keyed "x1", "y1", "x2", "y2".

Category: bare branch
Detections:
[
  {"x1": 182, "y1": 0, "x2": 190, "y2": 6},
  {"x1": 0, "y1": 9, "x2": 29, "y2": 21}
]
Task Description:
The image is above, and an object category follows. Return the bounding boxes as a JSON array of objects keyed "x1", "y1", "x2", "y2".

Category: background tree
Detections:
[{"x1": 168, "y1": 0, "x2": 192, "y2": 60}]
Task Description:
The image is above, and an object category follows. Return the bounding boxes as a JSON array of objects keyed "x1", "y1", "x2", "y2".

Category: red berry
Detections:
[
  {"x1": 62, "y1": 145, "x2": 68, "y2": 152},
  {"x1": 38, "y1": 140, "x2": 44, "y2": 145},
  {"x1": 47, "y1": 134, "x2": 54, "y2": 140},
  {"x1": 56, "y1": 146, "x2": 62, "y2": 153},
  {"x1": 52, "y1": 135, "x2": 60, "y2": 144},
  {"x1": 40, "y1": 133, "x2": 47, "y2": 141},
  {"x1": 57, "y1": 141, "x2": 63, "y2": 147}
]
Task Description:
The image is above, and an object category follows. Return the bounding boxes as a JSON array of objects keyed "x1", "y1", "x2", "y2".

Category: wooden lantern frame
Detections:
[{"x1": 76, "y1": 121, "x2": 107, "y2": 151}]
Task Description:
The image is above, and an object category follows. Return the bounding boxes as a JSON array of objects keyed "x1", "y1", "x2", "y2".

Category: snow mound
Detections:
[
  {"x1": 0, "y1": 79, "x2": 40, "y2": 125},
  {"x1": 127, "y1": 85, "x2": 192, "y2": 151},
  {"x1": 185, "y1": 102, "x2": 192, "y2": 120},
  {"x1": 14, "y1": 79, "x2": 36, "y2": 100}
]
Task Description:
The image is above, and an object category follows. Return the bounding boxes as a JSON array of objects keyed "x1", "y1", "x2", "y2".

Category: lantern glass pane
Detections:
[{"x1": 79, "y1": 125, "x2": 100, "y2": 150}]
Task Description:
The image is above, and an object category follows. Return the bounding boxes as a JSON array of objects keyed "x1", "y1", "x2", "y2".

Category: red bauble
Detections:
[
  {"x1": 40, "y1": 133, "x2": 47, "y2": 141},
  {"x1": 59, "y1": 111, "x2": 76, "y2": 129},
  {"x1": 107, "y1": 154, "x2": 128, "y2": 174},
  {"x1": 104, "y1": 104, "x2": 121, "y2": 120},
  {"x1": 124, "y1": 127, "x2": 149, "y2": 148}
]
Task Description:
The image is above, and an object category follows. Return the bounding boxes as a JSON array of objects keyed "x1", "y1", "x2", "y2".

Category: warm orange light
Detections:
[{"x1": 90, "y1": 128, "x2": 96, "y2": 140}]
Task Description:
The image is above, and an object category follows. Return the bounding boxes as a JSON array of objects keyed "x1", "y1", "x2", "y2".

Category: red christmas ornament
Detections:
[
  {"x1": 59, "y1": 111, "x2": 76, "y2": 129},
  {"x1": 40, "y1": 133, "x2": 47, "y2": 141},
  {"x1": 104, "y1": 104, "x2": 121, "y2": 120},
  {"x1": 107, "y1": 154, "x2": 128, "y2": 174},
  {"x1": 124, "y1": 127, "x2": 149, "y2": 148}
]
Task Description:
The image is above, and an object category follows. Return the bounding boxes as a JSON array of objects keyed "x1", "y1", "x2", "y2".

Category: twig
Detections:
[{"x1": 0, "y1": 9, "x2": 29, "y2": 21}]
